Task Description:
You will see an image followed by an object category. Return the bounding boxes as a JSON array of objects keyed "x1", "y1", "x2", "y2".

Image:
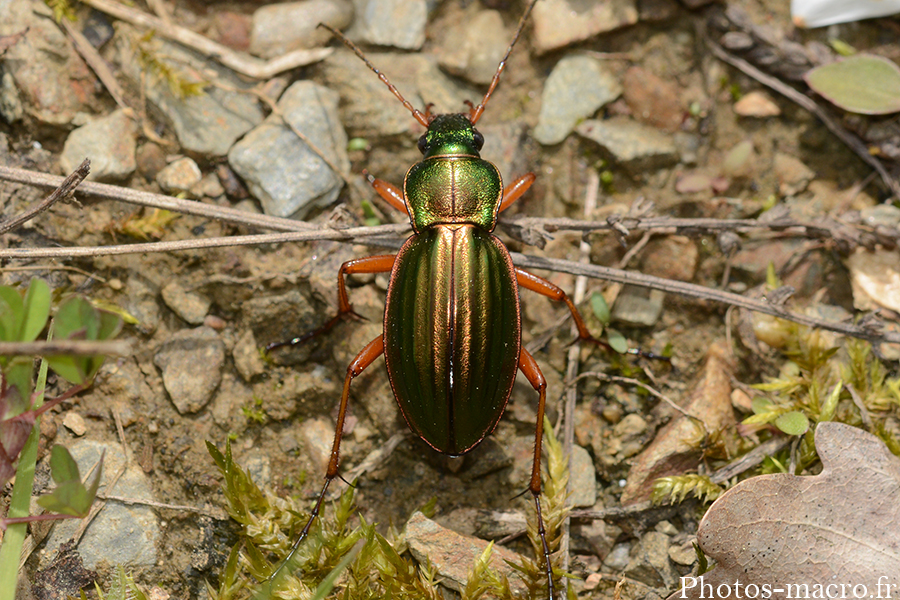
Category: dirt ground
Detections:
[{"x1": 2, "y1": 0, "x2": 899, "y2": 598}]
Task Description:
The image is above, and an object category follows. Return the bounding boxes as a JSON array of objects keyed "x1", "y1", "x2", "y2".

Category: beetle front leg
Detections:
[
  {"x1": 266, "y1": 255, "x2": 395, "y2": 353},
  {"x1": 498, "y1": 173, "x2": 536, "y2": 213},
  {"x1": 363, "y1": 171, "x2": 409, "y2": 216},
  {"x1": 266, "y1": 335, "x2": 384, "y2": 588},
  {"x1": 518, "y1": 348, "x2": 557, "y2": 600}
]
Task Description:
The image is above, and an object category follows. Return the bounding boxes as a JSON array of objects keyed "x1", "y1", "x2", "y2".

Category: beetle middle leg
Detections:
[
  {"x1": 518, "y1": 347, "x2": 557, "y2": 600},
  {"x1": 266, "y1": 255, "x2": 395, "y2": 352},
  {"x1": 267, "y1": 335, "x2": 384, "y2": 586},
  {"x1": 515, "y1": 268, "x2": 666, "y2": 360}
]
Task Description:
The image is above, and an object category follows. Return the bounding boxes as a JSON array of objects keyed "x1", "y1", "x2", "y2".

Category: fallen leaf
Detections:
[
  {"x1": 620, "y1": 341, "x2": 735, "y2": 504},
  {"x1": 672, "y1": 422, "x2": 900, "y2": 600},
  {"x1": 805, "y1": 55, "x2": 900, "y2": 115}
]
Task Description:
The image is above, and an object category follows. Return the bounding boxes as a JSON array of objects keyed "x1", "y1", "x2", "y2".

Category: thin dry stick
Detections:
[
  {"x1": 0, "y1": 165, "x2": 318, "y2": 233},
  {"x1": 5, "y1": 165, "x2": 895, "y2": 243},
  {"x1": 559, "y1": 169, "x2": 599, "y2": 586},
  {"x1": 510, "y1": 253, "x2": 900, "y2": 345},
  {"x1": 570, "y1": 371, "x2": 696, "y2": 421},
  {"x1": 95, "y1": 494, "x2": 223, "y2": 517},
  {"x1": 60, "y1": 19, "x2": 130, "y2": 111},
  {"x1": 704, "y1": 33, "x2": 900, "y2": 200},
  {"x1": 81, "y1": 0, "x2": 332, "y2": 79},
  {"x1": 0, "y1": 159, "x2": 91, "y2": 234}
]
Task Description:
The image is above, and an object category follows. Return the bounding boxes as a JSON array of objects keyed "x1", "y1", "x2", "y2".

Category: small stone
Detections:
[
  {"x1": 613, "y1": 414, "x2": 648, "y2": 440},
  {"x1": 569, "y1": 444, "x2": 597, "y2": 508},
  {"x1": 623, "y1": 531, "x2": 677, "y2": 588},
  {"x1": 204, "y1": 314, "x2": 227, "y2": 330},
  {"x1": 531, "y1": 0, "x2": 638, "y2": 53},
  {"x1": 774, "y1": 152, "x2": 815, "y2": 197},
  {"x1": 0, "y1": 71, "x2": 24, "y2": 123},
  {"x1": 250, "y1": 0, "x2": 352, "y2": 59},
  {"x1": 733, "y1": 90, "x2": 781, "y2": 117},
  {"x1": 640, "y1": 236, "x2": 699, "y2": 282},
  {"x1": 39, "y1": 440, "x2": 159, "y2": 569},
  {"x1": 405, "y1": 511, "x2": 528, "y2": 594},
  {"x1": 113, "y1": 33, "x2": 264, "y2": 156},
  {"x1": 1, "y1": 2, "x2": 101, "y2": 125},
  {"x1": 611, "y1": 285, "x2": 665, "y2": 327},
  {"x1": 534, "y1": 54, "x2": 621, "y2": 145},
  {"x1": 354, "y1": 0, "x2": 426, "y2": 50},
  {"x1": 301, "y1": 418, "x2": 335, "y2": 475},
  {"x1": 228, "y1": 81, "x2": 349, "y2": 218},
  {"x1": 575, "y1": 117, "x2": 678, "y2": 174},
  {"x1": 156, "y1": 157, "x2": 202, "y2": 195},
  {"x1": 622, "y1": 66, "x2": 683, "y2": 132},
  {"x1": 59, "y1": 109, "x2": 136, "y2": 181},
  {"x1": 860, "y1": 203, "x2": 900, "y2": 228},
  {"x1": 135, "y1": 142, "x2": 167, "y2": 181},
  {"x1": 62, "y1": 412, "x2": 86, "y2": 436},
  {"x1": 731, "y1": 388, "x2": 753, "y2": 412},
  {"x1": 603, "y1": 542, "x2": 632, "y2": 570},
  {"x1": 160, "y1": 280, "x2": 211, "y2": 325},
  {"x1": 233, "y1": 329, "x2": 265, "y2": 382},
  {"x1": 196, "y1": 173, "x2": 225, "y2": 198},
  {"x1": 154, "y1": 327, "x2": 225, "y2": 414},
  {"x1": 721, "y1": 139, "x2": 756, "y2": 178},
  {"x1": 668, "y1": 540, "x2": 698, "y2": 566},
  {"x1": 436, "y1": 9, "x2": 509, "y2": 85}
]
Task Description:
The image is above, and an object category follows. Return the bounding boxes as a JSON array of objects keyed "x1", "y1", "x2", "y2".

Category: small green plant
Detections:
[
  {"x1": 241, "y1": 396, "x2": 268, "y2": 424},
  {"x1": 93, "y1": 565, "x2": 149, "y2": 600},
  {"x1": 206, "y1": 414, "x2": 571, "y2": 599},
  {"x1": 651, "y1": 474, "x2": 725, "y2": 505},
  {"x1": 0, "y1": 279, "x2": 122, "y2": 600}
]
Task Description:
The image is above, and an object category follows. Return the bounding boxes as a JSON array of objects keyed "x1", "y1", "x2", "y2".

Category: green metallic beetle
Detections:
[{"x1": 266, "y1": 2, "x2": 614, "y2": 597}]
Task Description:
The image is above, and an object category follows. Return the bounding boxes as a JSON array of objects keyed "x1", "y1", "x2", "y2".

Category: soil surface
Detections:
[{"x1": 2, "y1": 0, "x2": 899, "y2": 599}]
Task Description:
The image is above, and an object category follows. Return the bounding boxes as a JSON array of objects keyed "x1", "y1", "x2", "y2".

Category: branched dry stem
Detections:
[{"x1": 2, "y1": 166, "x2": 899, "y2": 347}]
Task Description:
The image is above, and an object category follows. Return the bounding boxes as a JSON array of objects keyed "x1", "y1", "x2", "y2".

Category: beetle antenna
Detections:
[
  {"x1": 318, "y1": 23, "x2": 431, "y2": 128},
  {"x1": 468, "y1": 0, "x2": 540, "y2": 124}
]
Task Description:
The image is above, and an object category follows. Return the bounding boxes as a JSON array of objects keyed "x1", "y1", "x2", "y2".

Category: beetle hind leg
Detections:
[
  {"x1": 265, "y1": 335, "x2": 384, "y2": 590},
  {"x1": 519, "y1": 348, "x2": 558, "y2": 600}
]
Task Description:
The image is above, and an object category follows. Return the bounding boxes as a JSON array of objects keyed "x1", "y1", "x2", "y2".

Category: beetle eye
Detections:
[
  {"x1": 473, "y1": 130, "x2": 484, "y2": 150},
  {"x1": 417, "y1": 134, "x2": 427, "y2": 154}
]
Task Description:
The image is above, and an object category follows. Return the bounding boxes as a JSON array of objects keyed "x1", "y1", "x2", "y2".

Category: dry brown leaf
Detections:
[
  {"x1": 673, "y1": 422, "x2": 900, "y2": 600},
  {"x1": 620, "y1": 341, "x2": 735, "y2": 504}
]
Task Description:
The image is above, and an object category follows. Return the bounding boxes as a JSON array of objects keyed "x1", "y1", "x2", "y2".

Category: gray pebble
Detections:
[
  {"x1": 534, "y1": 55, "x2": 621, "y2": 146},
  {"x1": 160, "y1": 280, "x2": 211, "y2": 324},
  {"x1": 59, "y1": 109, "x2": 137, "y2": 181},
  {"x1": 250, "y1": 0, "x2": 353, "y2": 59},
  {"x1": 228, "y1": 81, "x2": 349, "y2": 218},
  {"x1": 575, "y1": 117, "x2": 678, "y2": 173},
  {"x1": 154, "y1": 326, "x2": 225, "y2": 414},
  {"x1": 39, "y1": 440, "x2": 159, "y2": 570},
  {"x1": 353, "y1": 0, "x2": 426, "y2": 50},
  {"x1": 155, "y1": 157, "x2": 202, "y2": 195},
  {"x1": 531, "y1": 0, "x2": 638, "y2": 54},
  {"x1": 436, "y1": 9, "x2": 509, "y2": 85}
]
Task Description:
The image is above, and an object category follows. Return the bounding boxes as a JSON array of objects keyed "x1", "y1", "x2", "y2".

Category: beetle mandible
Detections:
[{"x1": 268, "y1": 2, "x2": 618, "y2": 596}]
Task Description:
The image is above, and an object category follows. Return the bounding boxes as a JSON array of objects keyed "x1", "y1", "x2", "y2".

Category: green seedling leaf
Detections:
[
  {"x1": 21, "y1": 278, "x2": 51, "y2": 342},
  {"x1": 49, "y1": 442, "x2": 80, "y2": 483},
  {"x1": 0, "y1": 285, "x2": 25, "y2": 341},
  {"x1": 590, "y1": 292, "x2": 610, "y2": 325},
  {"x1": 751, "y1": 396, "x2": 773, "y2": 414},
  {"x1": 774, "y1": 410, "x2": 810, "y2": 435},
  {"x1": 309, "y1": 544, "x2": 360, "y2": 600},
  {"x1": 46, "y1": 297, "x2": 122, "y2": 384},
  {"x1": 805, "y1": 55, "x2": 900, "y2": 115},
  {"x1": 606, "y1": 328, "x2": 628, "y2": 354},
  {"x1": 37, "y1": 445, "x2": 103, "y2": 516},
  {"x1": 1, "y1": 358, "x2": 35, "y2": 417},
  {"x1": 829, "y1": 39, "x2": 856, "y2": 57}
]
